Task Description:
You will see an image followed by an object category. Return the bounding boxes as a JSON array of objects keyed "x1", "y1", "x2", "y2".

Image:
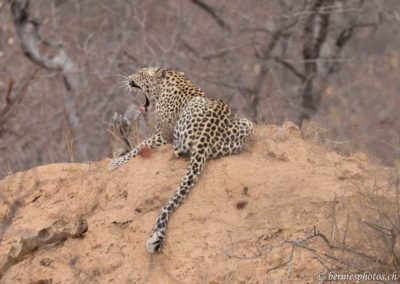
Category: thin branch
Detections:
[
  {"x1": 0, "y1": 68, "x2": 40, "y2": 127},
  {"x1": 191, "y1": 0, "x2": 229, "y2": 30},
  {"x1": 313, "y1": 232, "x2": 388, "y2": 266},
  {"x1": 180, "y1": 37, "x2": 253, "y2": 60},
  {"x1": 5, "y1": 79, "x2": 14, "y2": 104},
  {"x1": 272, "y1": 56, "x2": 306, "y2": 81}
]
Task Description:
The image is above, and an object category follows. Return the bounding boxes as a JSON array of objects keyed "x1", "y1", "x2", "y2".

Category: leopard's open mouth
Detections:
[
  {"x1": 141, "y1": 95, "x2": 150, "y2": 113},
  {"x1": 128, "y1": 79, "x2": 149, "y2": 112}
]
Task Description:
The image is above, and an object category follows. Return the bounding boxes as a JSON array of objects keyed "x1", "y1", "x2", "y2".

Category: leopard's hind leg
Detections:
[{"x1": 210, "y1": 117, "x2": 253, "y2": 159}]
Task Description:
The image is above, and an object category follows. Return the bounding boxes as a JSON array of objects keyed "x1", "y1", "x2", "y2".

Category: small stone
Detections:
[{"x1": 40, "y1": 258, "x2": 53, "y2": 267}]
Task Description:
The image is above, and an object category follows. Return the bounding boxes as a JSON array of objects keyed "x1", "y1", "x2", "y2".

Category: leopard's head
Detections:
[{"x1": 127, "y1": 67, "x2": 167, "y2": 112}]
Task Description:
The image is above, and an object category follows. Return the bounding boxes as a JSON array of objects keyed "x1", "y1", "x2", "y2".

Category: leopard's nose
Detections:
[{"x1": 128, "y1": 78, "x2": 141, "y2": 89}]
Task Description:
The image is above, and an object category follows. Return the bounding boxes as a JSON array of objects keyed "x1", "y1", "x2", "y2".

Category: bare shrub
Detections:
[{"x1": 108, "y1": 103, "x2": 156, "y2": 158}]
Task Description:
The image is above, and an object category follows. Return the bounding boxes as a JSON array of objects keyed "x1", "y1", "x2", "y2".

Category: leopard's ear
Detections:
[{"x1": 154, "y1": 67, "x2": 167, "y2": 78}]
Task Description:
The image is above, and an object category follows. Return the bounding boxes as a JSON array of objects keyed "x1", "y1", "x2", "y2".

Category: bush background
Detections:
[{"x1": 0, "y1": 0, "x2": 399, "y2": 177}]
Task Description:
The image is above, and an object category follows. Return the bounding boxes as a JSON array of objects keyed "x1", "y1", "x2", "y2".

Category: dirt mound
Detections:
[{"x1": 0, "y1": 123, "x2": 390, "y2": 283}]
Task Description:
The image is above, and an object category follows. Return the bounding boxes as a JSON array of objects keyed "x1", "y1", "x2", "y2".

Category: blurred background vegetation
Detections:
[{"x1": 0, "y1": 0, "x2": 399, "y2": 177}]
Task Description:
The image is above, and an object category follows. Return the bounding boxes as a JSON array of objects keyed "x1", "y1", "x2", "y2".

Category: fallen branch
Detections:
[{"x1": 0, "y1": 216, "x2": 88, "y2": 279}]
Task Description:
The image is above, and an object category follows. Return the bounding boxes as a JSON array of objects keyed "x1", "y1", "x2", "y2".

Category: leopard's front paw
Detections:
[
  {"x1": 173, "y1": 148, "x2": 181, "y2": 158},
  {"x1": 108, "y1": 158, "x2": 123, "y2": 171},
  {"x1": 173, "y1": 147, "x2": 190, "y2": 159}
]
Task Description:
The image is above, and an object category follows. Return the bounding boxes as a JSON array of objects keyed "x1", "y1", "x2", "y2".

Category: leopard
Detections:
[{"x1": 108, "y1": 67, "x2": 253, "y2": 253}]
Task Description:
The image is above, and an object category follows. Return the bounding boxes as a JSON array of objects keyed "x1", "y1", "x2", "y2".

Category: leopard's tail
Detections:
[{"x1": 146, "y1": 150, "x2": 206, "y2": 253}]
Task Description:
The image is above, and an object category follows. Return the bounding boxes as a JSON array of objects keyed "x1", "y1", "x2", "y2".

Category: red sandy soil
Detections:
[{"x1": 0, "y1": 123, "x2": 390, "y2": 283}]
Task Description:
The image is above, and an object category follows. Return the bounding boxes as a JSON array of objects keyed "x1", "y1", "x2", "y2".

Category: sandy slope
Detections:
[{"x1": 0, "y1": 123, "x2": 388, "y2": 283}]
